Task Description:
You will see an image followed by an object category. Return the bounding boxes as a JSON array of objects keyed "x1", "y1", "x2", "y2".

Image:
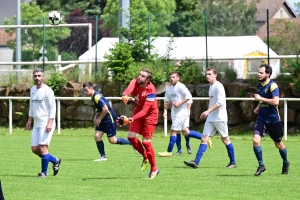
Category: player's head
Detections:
[
  {"x1": 83, "y1": 82, "x2": 94, "y2": 96},
  {"x1": 205, "y1": 68, "x2": 218, "y2": 84},
  {"x1": 169, "y1": 71, "x2": 180, "y2": 85},
  {"x1": 138, "y1": 68, "x2": 152, "y2": 86},
  {"x1": 258, "y1": 64, "x2": 272, "y2": 82},
  {"x1": 33, "y1": 68, "x2": 45, "y2": 88}
]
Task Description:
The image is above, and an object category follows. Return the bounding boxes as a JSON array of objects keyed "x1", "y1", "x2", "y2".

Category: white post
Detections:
[
  {"x1": 284, "y1": 100, "x2": 287, "y2": 140},
  {"x1": 88, "y1": 23, "x2": 92, "y2": 75},
  {"x1": 57, "y1": 99, "x2": 61, "y2": 134},
  {"x1": 9, "y1": 99, "x2": 12, "y2": 134},
  {"x1": 164, "y1": 113, "x2": 168, "y2": 137}
]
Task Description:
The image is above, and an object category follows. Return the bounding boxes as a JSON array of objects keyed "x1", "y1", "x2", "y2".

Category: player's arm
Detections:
[
  {"x1": 132, "y1": 100, "x2": 153, "y2": 121},
  {"x1": 122, "y1": 79, "x2": 136, "y2": 104},
  {"x1": 254, "y1": 103, "x2": 260, "y2": 114},
  {"x1": 173, "y1": 86, "x2": 192, "y2": 108},
  {"x1": 254, "y1": 94, "x2": 279, "y2": 106},
  {"x1": 26, "y1": 92, "x2": 33, "y2": 130},
  {"x1": 46, "y1": 89, "x2": 56, "y2": 132}
]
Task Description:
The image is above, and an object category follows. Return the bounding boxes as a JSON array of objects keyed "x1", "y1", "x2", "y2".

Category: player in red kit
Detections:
[{"x1": 120, "y1": 68, "x2": 160, "y2": 179}]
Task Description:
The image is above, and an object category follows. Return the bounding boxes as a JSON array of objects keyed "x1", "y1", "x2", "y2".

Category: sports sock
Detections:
[
  {"x1": 226, "y1": 143, "x2": 236, "y2": 164},
  {"x1": 184, "y1": 135, "x2": 190, "y2": 147},
  {"x1": 279, "y1": 148, "x2": 288, "y2": 163},
  {"x1": 176, "y1": 133, "x2": 182, "y2": 152},
  {"x1": 96, "y1": 140, "x2": 105, "y2": 157},
  {"x1": 167, "y1": 135, "x2": 176, "y2": 153},
  {"x1": 142, "y1": 141, "x2": 157, "y2": 172},
  {"x1": 0, "y1": 180, "x2": 4, "y2": 199},
  {"x1": 128, "y1": 137, "x2": 147, "y2": 160},
  {"x1": 253, "y1": 146, "x2": 264, "y2": 166},
  {"x1": 41, "y1": 154, "x2": 50, "y2": 175},
  {"x1": 116, "y1": 138, "x2": 131, "y2": 145},
  {"x1": 47, "y1": 153, "x2": 57, "y2": 164},
  {"x1": 188, "y1": 130, "x2": 202, "y2": 140},
  {"x1": 194, "y1": 143, "x2": 207, "y2": 165}
]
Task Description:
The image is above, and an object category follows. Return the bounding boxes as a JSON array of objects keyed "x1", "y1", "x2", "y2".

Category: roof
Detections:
[
  {"x1": 247, "y1": 0, "x2": 297, "y2": 21},
  {"x1": 257, "y1": 18, "x2": 300, "y2": 40},
  {"x1": 0, "y1": 30, "x2": 15, "y2": 46},
  {"x1": 79, "y1": 36, "x2": 278, "y2": 62}
]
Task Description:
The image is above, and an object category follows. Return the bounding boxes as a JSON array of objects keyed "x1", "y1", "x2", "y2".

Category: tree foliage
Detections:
[
  {"x1": 57, "y1": 8, "x2": 111, "y2": 57},
  {"x1": 200, "y1": 0, "x2": 258, "y2": 36},
  {"x1": 35, "y1": 0, "x2": 107, "y2": 16},
  {"x1": 3, "y1": 2, "x2": 70, "y2": 61},
  {"x1": 168, "y1": 0, "x2": 205, "y2": 36},
  {"x1": 102, "y1": 0, "x2": 176, "y2": 36}
]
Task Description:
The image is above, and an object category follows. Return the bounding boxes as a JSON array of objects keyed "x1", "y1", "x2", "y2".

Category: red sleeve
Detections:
[
  {"x1": 123, "y1": 79, "x2": 137, "y2": 96},
  {"x1": 132, "y1": 100, "x2": 153, "y2": 121}
]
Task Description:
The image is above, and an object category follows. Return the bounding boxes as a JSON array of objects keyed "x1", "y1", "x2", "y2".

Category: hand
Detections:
[
  {"x1": 122, "y1": 96, "x2": 135, "y2": 105},
  {"x1": 254, "y1": 107, "x2": 259, "y2": 114},
  {"x1": 163, "y1": 112, "x2": 167, "y2": 119},
  {"x1": 117, "y1": 115, "x2": 133, "y2": 126},
  {"x1": 173, "y1": 102, "x2": 181, "y2": 108},
  {"x1": 164, "y1": 102, "x2": 171, "y2": 109},
  {"x1": 254, "y1": 94, "x2": 262, "y2": 101},
  {"x1": 94, "y1": 118, "x2": 101, "y2": 126},
  {"x1": 26, "y1": 120, "x2": 32, "y2": 130},
  {"x1": 46, "y1": 122, "x2": 53, "y2": 132},
  {"x1": 200, "y1": 110, "x2": 210, "y2": 120}
]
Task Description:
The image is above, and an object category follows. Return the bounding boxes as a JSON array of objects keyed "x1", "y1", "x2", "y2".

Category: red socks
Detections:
[
  {"x1": 128, "y1": 137, "x2": 147, "y2": 160},
  {"x1": 142, "y1": 141, "x2": 157, "y2": 172}
]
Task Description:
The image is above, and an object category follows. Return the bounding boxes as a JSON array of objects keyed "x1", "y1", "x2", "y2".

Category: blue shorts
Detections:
[
  {"x1": 95, "y1": 121, "x2": 117, "y2": 137},
  {"x1": 253, "y1": 118, "x2": 283, "y2": 142}
]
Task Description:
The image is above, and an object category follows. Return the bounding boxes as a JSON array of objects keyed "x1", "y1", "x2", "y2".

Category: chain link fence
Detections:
[{"x1": 0, "y1": 9, "x2": 299, "y2": 82}]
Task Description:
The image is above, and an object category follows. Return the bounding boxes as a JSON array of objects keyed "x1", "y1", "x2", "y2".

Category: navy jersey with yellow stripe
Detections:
[
  {"x1": 257, "y1": 80, "x2": 280, "y2": 124},
  {"x1": 91, "y1": 91, "x2": 117, "y2": 123}
]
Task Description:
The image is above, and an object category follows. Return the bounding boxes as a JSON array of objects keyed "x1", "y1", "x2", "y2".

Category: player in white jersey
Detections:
[
  {"x1": 158, "y1": 71, "x2": 210, "y2": 157},
  {"x1": 26, "y1": 68, "x2": 61, "y2": 178},
  {"x1": 184, "y1": 68, "x2": 236, "y2": 169}
]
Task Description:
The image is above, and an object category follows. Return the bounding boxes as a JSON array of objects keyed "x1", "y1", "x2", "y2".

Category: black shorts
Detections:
[{"x1": 253, "y1": 118, "x2": 283, "y2": 142}]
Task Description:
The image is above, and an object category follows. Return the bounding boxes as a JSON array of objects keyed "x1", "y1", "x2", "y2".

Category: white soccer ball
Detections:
[{"x1": 48, "y1": 11, "x2": 62, "y2": 25}]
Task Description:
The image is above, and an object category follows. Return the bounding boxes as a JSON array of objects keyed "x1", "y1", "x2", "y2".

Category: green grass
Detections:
[{"x1": 0, "y1": 128, "x2": 300, "y2": 200}]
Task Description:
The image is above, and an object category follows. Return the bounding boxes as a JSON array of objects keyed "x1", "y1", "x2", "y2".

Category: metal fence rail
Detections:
[{"x1": 0, "y1": 96, "x2": 299, "y2": 140}]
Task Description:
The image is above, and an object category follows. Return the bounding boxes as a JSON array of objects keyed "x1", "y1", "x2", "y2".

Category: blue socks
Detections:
[
  {"x1": 188, "y1": 130, "x2": 202, "y2": 140},
  {"x1": 194, "y1": 144, "x2": 207, "y2": 165},
  {"x1": 253, "y1": 146, "x2": 264, "y2": 166},
  {"x1": 279, "y1": 148, "x2": 288, "y2": 163},
  {"x1": 116, "y1": 138, "x2": 131, "y2": 145},
  {"x1": 176, "y1": 134, "x2": 182, "y2": 152},
  {"x1": 96, "y1": 140, "x2": 105, "y2": 157},
  {"x1": 41, "y1": 153, "x2": 57, "y2": 175},
  {"x1": 226, "y1": 143, "x2": 236, "y2": 164},
  {"x1": 167, "y1": 136, "x2": 176, "y2": 153}
]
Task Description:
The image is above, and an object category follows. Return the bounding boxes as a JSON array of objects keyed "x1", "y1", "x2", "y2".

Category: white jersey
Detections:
[
  {"x1": 29, "y1": 84, "x2": 56, "y2": 127},
  {"x1": 206, "y1": 81, "x2": 227, "y2": 122},
  {"x1": 165, "y1": 82, "x2": 192, "y2": 118}
]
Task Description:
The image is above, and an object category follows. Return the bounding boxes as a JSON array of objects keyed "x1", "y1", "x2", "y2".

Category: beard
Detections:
[{"x1": 258, "y1": 76, "x2": 267, "y2": 82}]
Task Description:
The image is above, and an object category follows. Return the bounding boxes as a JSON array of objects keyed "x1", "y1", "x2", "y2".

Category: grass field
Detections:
[{"x1": 0, "y1": 127, "x2": 300, "y2": 200}]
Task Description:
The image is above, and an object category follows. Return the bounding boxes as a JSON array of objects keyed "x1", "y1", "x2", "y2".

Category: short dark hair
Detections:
[
  {"x1": 141, "y1": 68, "x2": 152, "y2": 81},
  {"x1": 169, "y1": 71, "x2": 180, "y2": 77},
  {"x1": 260, "y1": 64, "x2": 272, "y2": 76},
  {"x1": 83, "y1": 82, "x2": 93, "y2": 88},
  {"x1": 206, "y1": 68, "x2": 218, "y2": 75},
  {"x1": 33, "y1": 68, "x2": 44, "y2": 75}
]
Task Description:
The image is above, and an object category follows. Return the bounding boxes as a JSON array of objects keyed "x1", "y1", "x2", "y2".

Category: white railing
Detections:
[{"x1": 0, "y1": 96, "x2": 299, "y2": 140}]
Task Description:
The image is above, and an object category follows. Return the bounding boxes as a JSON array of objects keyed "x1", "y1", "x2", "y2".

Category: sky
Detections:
[{"x1": 287, "y1": 0, "x2": 300, "y2": 10}]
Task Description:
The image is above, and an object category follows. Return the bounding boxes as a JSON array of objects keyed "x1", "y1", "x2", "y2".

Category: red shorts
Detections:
[{"x1": 129, "y1": 118, "x2": 157, "y2": 138}]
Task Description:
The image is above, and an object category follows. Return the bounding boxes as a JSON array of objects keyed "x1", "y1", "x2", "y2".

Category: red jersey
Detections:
[{"x1": 123, "y1": 78, "x2": 158, "y2": 123}]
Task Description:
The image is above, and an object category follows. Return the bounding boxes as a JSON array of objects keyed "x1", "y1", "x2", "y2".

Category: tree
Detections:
[
  {"x1": 35, "y1": 0, "x2": 107, "y2": 16},
  {"x1": 57, "y1": 8, "x2": 111, "y2": 57},
  {"x1": 200, "y1": 0, "x2": 258, "y2": 36},
  {"x1": 167, "y1": 0, "x2": 205, "y2": 36},
  {"x1": 102, "y1": 0, "x2": 176, "y2": 36},
  {"x1": 3, "y1": 2, "x2": 70, "y2": 61}
]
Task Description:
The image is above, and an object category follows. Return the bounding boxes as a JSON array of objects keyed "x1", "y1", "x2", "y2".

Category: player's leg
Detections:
[
  {"x1": 253, "y1": 119, "x2": 266, "y2": 176},
  {"x1": 158, "y1": 130, "x2": 177, "y2": 157},
  {"x1": 94, "y1": 129, "x2": 107, "y2": 161},
  {"x1": 31, "y1": 127, "x2": 41, "y2": 156},
  {"x1": 38, "y1": 125, "x2": 59, "y2": 177},
  {"x1": 184, "y1": 122, "x2": 216, "y2": 168},
  {"x1": 106, "y1": 122, "x2": 131, "y2": 145},
  {"x1": 216, "y1": 122, "x2": 236, "y2": 168},
  {"x1": 267, "y1": 122, "x2": 290, "y2": 174},
  {"x1": 175, "y1": 133, "x2": 182, "y2": 155},
  {"x1": 141, "y1": 124, "x2": 159, "y2": 179},
  {"x1": 127, "y1": 119, "x2": 148, "y2": 171}
]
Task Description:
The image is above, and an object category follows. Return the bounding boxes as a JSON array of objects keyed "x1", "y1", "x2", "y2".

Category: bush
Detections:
[{"x1": 46, "y1": 72, "x2": 68, "y2": 95}]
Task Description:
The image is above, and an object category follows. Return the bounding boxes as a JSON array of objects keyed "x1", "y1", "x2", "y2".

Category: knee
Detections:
[
  {"x1": 221, "y1": 137, "x2": 230, "y2": 145},
  {"x1": 108, "y1": 137, "x2": 117, "y2": 144},
  {"x1": 275, "y1": 142, "x2": 285, "y2": 150}
]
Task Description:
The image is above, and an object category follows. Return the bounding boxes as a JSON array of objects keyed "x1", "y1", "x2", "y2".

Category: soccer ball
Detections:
[{"x1": 48, "y1": 11, "x2": 62, "y2": 25}]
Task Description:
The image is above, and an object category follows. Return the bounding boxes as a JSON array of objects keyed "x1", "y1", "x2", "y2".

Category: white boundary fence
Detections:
[{"x1": 0, "y1": 96, "x2": 299, "y2": 140}]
